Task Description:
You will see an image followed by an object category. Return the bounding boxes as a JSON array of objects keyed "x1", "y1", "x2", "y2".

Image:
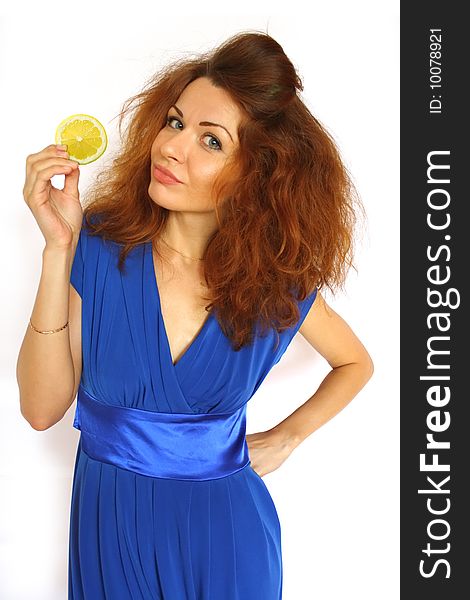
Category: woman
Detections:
[{"x1": 17, "y1": 31, "x2": 374, "y2": 599}]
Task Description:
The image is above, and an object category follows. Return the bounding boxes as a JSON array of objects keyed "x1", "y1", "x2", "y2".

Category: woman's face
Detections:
[{"x1": 149, "y1": 77, "x2": 242, "y2": 212}]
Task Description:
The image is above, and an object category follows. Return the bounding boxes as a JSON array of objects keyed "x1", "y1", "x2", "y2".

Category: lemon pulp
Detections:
[{"x1": 55, "y1": 113, "x2": 108, "y2": 165}]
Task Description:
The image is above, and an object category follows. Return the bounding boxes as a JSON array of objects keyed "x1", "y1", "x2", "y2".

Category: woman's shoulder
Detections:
[{"x1": 74, "y1": 213, "x2": 107, "y2": 261}]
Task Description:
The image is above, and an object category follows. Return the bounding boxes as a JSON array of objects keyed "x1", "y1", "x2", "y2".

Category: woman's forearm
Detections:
[
  {"x1": 16, "y1": 244, "x2": 77, "y2": 430},
  {"x1": 272, "y1": 361, "x2": 374, "y2": 450}
]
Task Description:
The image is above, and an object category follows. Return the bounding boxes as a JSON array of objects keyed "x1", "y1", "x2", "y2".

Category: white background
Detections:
[{"x1": 0, "y1": 1, "x2": 399, "y2": 598}]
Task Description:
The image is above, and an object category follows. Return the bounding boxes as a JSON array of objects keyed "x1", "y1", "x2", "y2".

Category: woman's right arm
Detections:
[
  {"x1": 16, "y1": 143, "x2": 83, "y2": 430},
  {"x1": 16, "y1": 249, "x2": 82, "y2": 430}
]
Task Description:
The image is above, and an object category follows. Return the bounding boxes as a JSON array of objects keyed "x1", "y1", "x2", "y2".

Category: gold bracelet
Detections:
[{"x1": 29, "y1": 317, "x2": 69, "y2": 335}]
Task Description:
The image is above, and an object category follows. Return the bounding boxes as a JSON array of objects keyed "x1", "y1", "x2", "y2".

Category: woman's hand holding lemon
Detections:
[
  {"x1": 22, "y1": 114, "x2": 107, "y2": 250},
  {"x1": 22, "y1": 144, "x2": 82, "y2": 251}
]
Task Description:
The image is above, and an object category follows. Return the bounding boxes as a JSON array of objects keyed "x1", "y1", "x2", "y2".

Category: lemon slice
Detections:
[{"x1": 55, "y1": 113, "x2": 108, "y2": 165}]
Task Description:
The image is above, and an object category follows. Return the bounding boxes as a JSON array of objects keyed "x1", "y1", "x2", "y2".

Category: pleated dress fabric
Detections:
[{"x1": 67, "y1": 218, "x2": 318, "y2": 600}]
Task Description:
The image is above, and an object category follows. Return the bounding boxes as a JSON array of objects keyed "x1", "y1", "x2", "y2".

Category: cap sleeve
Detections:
[
  {"x1": 268, "y1": 285, "x2": 319, "y2": 364},
  {"x1": 293, "y1": 286, "x2": 318, "y2": 335},
  {"x1": 70, "y1": 217, "x2": 87, "y2": 298}
]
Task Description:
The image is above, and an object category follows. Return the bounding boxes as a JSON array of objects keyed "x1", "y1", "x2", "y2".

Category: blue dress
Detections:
[{"x1": 68, "y1": 218, "x2": 318, "y2": 599}]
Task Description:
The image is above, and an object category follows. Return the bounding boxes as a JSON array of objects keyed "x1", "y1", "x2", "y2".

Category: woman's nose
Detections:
[{"x1": 160, "y1": 129, "x2": 190, "y2": 161}]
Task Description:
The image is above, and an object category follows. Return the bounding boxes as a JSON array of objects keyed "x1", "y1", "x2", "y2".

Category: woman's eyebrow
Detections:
[{"x1": 169, "y1": 104, "x2": 234, "y2": 142}]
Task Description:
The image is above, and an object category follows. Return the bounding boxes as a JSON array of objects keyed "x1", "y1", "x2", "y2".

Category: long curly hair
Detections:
[{"x1": 80, "y1": 30, "x2": 364, "y2": 352}]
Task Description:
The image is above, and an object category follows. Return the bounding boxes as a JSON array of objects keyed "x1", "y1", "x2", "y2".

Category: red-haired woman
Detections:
[{"x1": 18, "y1": 31, "x2": 374, "y2": 599}]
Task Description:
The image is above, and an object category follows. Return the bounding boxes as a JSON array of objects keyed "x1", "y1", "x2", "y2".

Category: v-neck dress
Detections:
[{"x1": 67, "y1": 218, "x2": 318, "y2": 600}]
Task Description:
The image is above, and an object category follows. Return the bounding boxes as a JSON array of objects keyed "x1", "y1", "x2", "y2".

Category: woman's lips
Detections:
[{"x1": 153, "y1": 165, "x2": 182, "y2": 185}]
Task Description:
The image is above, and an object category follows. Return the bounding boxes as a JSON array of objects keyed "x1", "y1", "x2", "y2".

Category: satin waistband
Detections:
[{"x1": 73, "y1": 385, "x2": 250, "y2": 481}]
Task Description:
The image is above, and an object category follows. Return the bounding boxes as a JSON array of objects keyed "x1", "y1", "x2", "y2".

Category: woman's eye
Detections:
[
  {"x1": 203, "y1": 134, "x2": 222, "y2": 151},
  {"x1": 166, "y1": 116, "x2": 182, "y2": 130},
  {"x1": 166, "y1": 116, "x2": 222, "y2": 150}
]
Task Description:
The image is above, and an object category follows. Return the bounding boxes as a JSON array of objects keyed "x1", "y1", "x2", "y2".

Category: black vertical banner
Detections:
[{"x1": 401, "y1": 3, "x2": 468, "y2": 598}]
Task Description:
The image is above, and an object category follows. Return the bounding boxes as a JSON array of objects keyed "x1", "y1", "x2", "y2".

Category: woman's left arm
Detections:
[{"x1": 246, "y1": 291, "x2": 374, "y2": 477}]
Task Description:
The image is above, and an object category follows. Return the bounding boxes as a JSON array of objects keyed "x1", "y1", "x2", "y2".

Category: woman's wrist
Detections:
[{"x1": 269, "y1": 423, "x2": 303, "y2": 454}]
